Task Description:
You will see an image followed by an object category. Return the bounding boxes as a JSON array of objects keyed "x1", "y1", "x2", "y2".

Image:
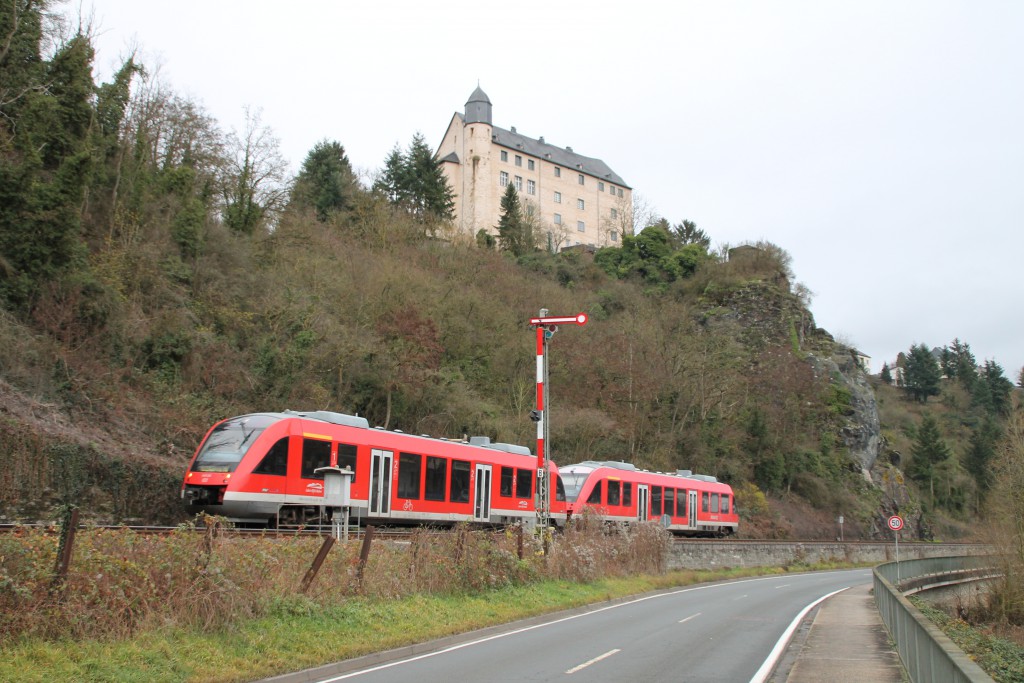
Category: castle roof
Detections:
[{"x1": 491, "y1": 125, "x2": 629, "y2": 188}]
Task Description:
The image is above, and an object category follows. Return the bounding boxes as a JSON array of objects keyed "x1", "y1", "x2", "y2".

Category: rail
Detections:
[{"x1": 873, "y1": 555, "x2": 997, "y2": 683}]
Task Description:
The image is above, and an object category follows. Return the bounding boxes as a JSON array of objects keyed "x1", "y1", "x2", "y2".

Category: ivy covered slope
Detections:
[{"x1": 2, "y1": 8, "x2": 886, "y2": 535}]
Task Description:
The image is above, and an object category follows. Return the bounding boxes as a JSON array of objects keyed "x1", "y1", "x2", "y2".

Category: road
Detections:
[{"x1": 285, "y1": 568, "x2": 873, "y2": 683}]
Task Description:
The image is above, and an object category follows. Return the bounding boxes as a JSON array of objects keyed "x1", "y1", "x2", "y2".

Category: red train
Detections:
[
  {"x1": 180, "y1": 410, "x2": 739, "y2": 536},
  {"x1": 560, "y1": 461, "x2": 739, "y2": 537}
]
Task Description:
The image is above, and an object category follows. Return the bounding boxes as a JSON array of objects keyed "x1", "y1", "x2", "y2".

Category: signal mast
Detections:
[{"x1": 528, "y1": 309, "x2": 588, "y2": 533}]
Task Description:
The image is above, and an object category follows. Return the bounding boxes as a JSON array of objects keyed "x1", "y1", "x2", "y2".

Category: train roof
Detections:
[
  {"x1": 559, "y1": 460, "x2": 721, "y2": 484},
  {"x1": 266, "y1": 410, "x2": 537, "y2": 459}
]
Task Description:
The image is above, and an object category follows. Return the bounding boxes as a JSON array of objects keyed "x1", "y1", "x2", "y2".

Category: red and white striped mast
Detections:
[{"x1": 529, "y1": 309, "x2": 588, "y2": 532}]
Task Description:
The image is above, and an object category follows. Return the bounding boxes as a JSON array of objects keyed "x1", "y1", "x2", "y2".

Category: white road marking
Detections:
[
  {"x1": 775, "y1": 584, "x2": 791, "y2": 589},
  {"x1": 748, "y1": 586, "x2": 850, "y2": 683},
  {"x1": 733, "y1": 594, "x2": 748, "y2": 600},
  {"x1": 679, "y1": 612, "x2": 702, "y2": 624},
  {"x1": 565, "y1": 649, "x2": 621, "y2": 674}
]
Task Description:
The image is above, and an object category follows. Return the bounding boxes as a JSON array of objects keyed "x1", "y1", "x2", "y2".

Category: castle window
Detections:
[
  {"x1": 499, "y1": 171, "x2": 509, "y2": 187},
  {"x1": 610, "y1": 231, "x2": 618, "y2": 242},
  {"x1": 501, "y1": 150, "x2": 508, "y2": 162},
  {"x1": 527, "y1": 180, "x2": 536, "y2": 195},
  {"x1": 554, "y1": 191, "x2": 561, "y2": 203},
  {"x1": 610, "y1": 208, "x2": 618, "y2": 219},
  {"x1": 577, "y1": 221, "x2": 585, "y2": 232},
  {"x1": 609, "y1": 185, "x2": 616, "y2": 194},
  {"x1": 514, "y1": 175, "x2": 522, "y2": 191},
  {"x1": 577, "y1": 198, "x2": 585, "y2": 210},
  {"x1": 528, "y1": 159, "x2": 535, "y2": 171},
  {"x1": 599, "y1": 182, "x2": 605, "y2": 191},
  {"x1": 578, "y1": 174, "x2": 585, "y2": 185},
  {"x1": 554, "y1": 167, "x2": 561, "y2": 178},
  {"x1": 515, "y1": 155, "x2": 522, "y2": 167},
  {"x1": 618, "y1": 188, "x2": 624, "y2": 198},
  {"x1": 554, "y1": 213, "x2": 562, "y2": 225}
]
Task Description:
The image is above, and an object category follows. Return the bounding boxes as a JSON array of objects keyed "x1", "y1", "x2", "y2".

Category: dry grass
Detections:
[{"x1": 0, "y1": 515, "x2": 673, "y2": 645}]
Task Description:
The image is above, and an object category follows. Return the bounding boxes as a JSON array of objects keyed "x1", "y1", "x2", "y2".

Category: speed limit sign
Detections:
[{"x1": 888, "y1": 515, "x2": 904, "y2": 531}]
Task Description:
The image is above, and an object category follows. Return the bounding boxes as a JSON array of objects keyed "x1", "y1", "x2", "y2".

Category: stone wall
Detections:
[{"x1": 666, "y1": 541, "x2": 986, "y2": 570}]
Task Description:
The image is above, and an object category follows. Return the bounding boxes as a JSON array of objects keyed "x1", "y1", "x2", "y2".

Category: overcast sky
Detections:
[{"x1": 71, "y1": 1, "x2": 1024, "y2": 378}]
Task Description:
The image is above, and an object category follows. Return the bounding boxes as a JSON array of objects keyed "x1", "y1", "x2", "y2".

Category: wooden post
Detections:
[
  {"x1": 300, "y1": 536, "x2": 336, "y2": 594},
  {"x1": 356, "y1": 525, "x2": 375, "y2": 589}
]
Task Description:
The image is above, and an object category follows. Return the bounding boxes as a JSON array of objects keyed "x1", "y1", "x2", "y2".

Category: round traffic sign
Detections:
[{"x1": 888, "y1": 515, "x2": 904, "y2": 531}]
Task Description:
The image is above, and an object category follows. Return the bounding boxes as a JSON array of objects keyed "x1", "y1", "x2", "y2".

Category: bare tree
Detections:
[{"x1": 221, "y1": 106, "x2": 289, "y2": 234}]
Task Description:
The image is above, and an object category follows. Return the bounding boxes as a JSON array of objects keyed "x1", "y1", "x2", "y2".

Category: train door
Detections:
[
  {"x1": 474, "y1": 464, "x2": 492, "y2": 522},
  {"x1": 687, "y1": 490, "x2": 698, "y2": 530},
  {"x1": 636, "y1": 484, "x2": 649, "y2": 522},
  {"x1": 369, "y1": 449, "x2": 393, "y2": 517}
]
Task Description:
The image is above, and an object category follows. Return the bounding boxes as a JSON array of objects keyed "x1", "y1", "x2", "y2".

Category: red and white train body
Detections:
[
  {"x1": 560, "y1": 461, "x2": 739, "y2": 537},
  {"x1": 181, "y1": 411, "x2": 567, "y2": 527}
]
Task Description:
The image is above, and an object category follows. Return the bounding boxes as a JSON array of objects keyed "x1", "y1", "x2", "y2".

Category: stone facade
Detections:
[{"x1": 436, "y1": 86, "x2": 633, "y2": 250}]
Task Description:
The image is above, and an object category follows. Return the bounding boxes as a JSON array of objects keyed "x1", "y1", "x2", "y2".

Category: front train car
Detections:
[
  {"x1": 560, "y1": 460, "x2": 738, "y2": 537},
  {"x1": 182, "y1": 410, "x2": 569, "y2": 528}
]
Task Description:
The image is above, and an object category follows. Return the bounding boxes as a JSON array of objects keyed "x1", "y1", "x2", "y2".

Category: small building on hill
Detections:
[{"x1": 436, "y1": 86, "x2": 633, "y2": 251}]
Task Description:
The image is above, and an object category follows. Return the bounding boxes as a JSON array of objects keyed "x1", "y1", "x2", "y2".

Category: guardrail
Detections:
[{"x1": 873, "y1": 555, "x2": 996, "y2": 682}]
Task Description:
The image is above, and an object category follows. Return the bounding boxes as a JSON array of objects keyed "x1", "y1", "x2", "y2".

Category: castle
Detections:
[{"x1": 436, "y1": 86, "x2": 633, "y2": 250}]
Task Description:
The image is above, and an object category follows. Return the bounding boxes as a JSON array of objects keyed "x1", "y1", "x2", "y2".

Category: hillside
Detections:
[{"x1": 2, "y1": 7, "x2": 989, "y2": 539}]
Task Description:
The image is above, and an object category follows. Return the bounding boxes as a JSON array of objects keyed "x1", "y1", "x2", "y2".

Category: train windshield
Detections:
[
  {"x1": 191, "y1": 414, "x2": 278, "y2": 473},
  {"x1": 560, "y1": 470, "x2": 591, "y2": 502}
]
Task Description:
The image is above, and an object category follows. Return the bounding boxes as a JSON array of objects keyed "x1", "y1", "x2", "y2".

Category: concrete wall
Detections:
[{"x1": 666, "y1": 541, "x2": 986, "y2": 570}]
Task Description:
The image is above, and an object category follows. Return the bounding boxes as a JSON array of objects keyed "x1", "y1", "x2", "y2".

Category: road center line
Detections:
[
  {"x1": 679, "y1": 612, "x2": 702, "y2": 624},
  {"x1": 775, "y1": 584, "x2": 791, "y2": 589},
  {"x1": 566, "y1": 649, "x2": 621, "y2": 674}
]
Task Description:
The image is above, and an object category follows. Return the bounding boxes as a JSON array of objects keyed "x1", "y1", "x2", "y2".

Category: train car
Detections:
[
  {"x1": 559, "y1": 461, "x2": 739, "y2": 537},
  {"x1": 181, "y1": 410, "x2": 567, "y2": 527}
]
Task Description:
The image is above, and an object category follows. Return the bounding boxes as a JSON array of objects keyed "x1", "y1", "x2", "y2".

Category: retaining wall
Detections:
[{"x1": 666, "y1": 541, "x2": 984, "y2": 570}]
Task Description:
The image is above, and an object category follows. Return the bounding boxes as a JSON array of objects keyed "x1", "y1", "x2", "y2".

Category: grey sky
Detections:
[{"x1": 75, "y1": 0, "x2": 1024, "y2": 377}]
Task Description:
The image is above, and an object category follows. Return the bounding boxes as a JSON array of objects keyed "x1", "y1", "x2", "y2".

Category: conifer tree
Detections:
[
  {"x1": 373, "y1": 134, "x2": 455, "y2": 225},
  {"x1": 496, "y1": 183, "x2": 533, "y2": 256},
  {"x1": 908, "y1": 413, "x2": 952, "y2": 508},
  {"x1": 880, "y1": 363, "x2": 892, "y2": 385},
  {"x1": 290, "y1": 139, "x2": 358, "y2": 221},
  {"x1": 902, "y1": 344, "x2": 941, "y2": 402}
]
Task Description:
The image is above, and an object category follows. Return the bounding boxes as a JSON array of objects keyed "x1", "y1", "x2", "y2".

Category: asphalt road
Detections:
[{"x1": 291, "y1": 568, "x2": 873, "y2": 683}]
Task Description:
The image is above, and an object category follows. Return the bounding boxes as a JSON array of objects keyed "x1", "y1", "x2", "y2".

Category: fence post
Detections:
[
  {"x1": 50, "y1": 507, "x2": 79, "y2": 593},
  {"x1": 356, "y1": 525, "x2": 375, "y2": 590},
  {"x1": 300, "y1": 536, "x2": 336, "y2": 594}
]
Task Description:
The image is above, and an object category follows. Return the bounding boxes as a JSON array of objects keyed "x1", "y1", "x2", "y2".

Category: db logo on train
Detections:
[{"x1": 887, "y1": 515, "x2": 904, "y2": 532}]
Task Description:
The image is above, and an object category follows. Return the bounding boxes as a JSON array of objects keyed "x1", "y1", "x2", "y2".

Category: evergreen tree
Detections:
[
  {"x1": 290, "y1": 139, "x2": 357, "y2": 221},
  {"x1": 1018, "y1": 366, "x2": 1024, "y2": 388},
  {"x1": 908, "y1": 413, "x2": 952, "y2": 507},
  {"x1": 965, "y1": 415, "x2": 1000, "y2": 504},
  {"x1": 0, "y1": 25, "x2": 96, "y2": 309},
  {"x1": 880, "y1": 363, "x2": 892, "y2": 384},
  {"x1": 495, "y1": 183, "x2": 533, "y2": 256},
  {"x1": 902, "y1": 343, "x2": 941, "y2": 402},
  {"x1": 404, "y1": 132, "x2": 454, "y2": 222},
  {"x1": 373, "y1": 134, "x2": 454, "y2": 225},
  {"x1": 671, "y1": 219, "x2": 711, "y2": 249},
  {"x1": 976, "y1": 359, "x2": 1014, "y2": 416}
]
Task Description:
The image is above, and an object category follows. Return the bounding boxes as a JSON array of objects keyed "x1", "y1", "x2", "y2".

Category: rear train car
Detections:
[
  {"x1": 559, "y1": 461, "x2": 739, "y2": 536},
  {"x1": 181, "y1": 410, "x2": 567, "y2": 527}
]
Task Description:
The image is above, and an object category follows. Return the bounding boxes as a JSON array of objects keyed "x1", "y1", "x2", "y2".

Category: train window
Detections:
[
  {"x1": 500, "y1": 467, "x2": 514, "y2": 497},
  {"x1": 665, "y1": 487, "x2": 675, "y2": 516},
  {"x1": 301, "y1": 439, "x2": 331, "y2": 479},
  {"x1": 252, "y1": 437, "x2": 289, "y2": 476},
  {"x1": 192, "y1": 414, "x2": 278, "y2": 472},
  {"x1": 721, "y1": 494, "x2": 730, "y2": 514},
  {"x1": 398, "y1": 453, "x2": 422, "y2": 500},
  {"x1": 515, "y1": 468, "x2": 533, "y2": 499},
  {"x1": 450, "y1": 460, "x2": 470, "y2": 503},
  {"x1": 555, "y1": 474, "x2": 566, "y2": 502},
  {"x1": 337, "y1": 443, "x2": 357, "y2": 481},
  {"x1": 607, "y1": 480, "x2": 621, "y2": 506},
  {"x1": 711, "y1": 493, "x2": 720, "y2": 513},
  {"x1": 677, "y1": 489, "x2": 686, "y2": 518},
  {"x1": 623, "y1": 482, "x2": 632, "y2": 506},
  {"x1": 587, "y1": 481, "x2": 603, "y2": 504},
  {"x1": 652, "y1": 486, "x2": 663, "y2": 516},
  {"x1": 425, "y1": 456, "x2": 447, "y2": 501},
  {"x1": 702, "y1": 492, "x2": 709, "y2": 512}
]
